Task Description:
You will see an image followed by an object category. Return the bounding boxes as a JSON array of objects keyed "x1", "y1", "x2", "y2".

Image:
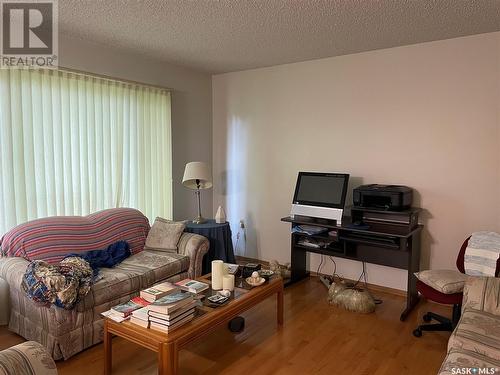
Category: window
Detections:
[{"x1": 0, "y1": 69, "x2": 172, "y2": 235}]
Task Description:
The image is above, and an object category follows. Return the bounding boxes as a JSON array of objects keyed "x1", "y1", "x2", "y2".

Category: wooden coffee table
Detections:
[{"x1": 104, "y1": 274, "x2": 284, "y2": 375}]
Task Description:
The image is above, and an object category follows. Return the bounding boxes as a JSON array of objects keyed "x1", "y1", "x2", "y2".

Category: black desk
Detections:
[
  {"x1": 185, "y1": 220, "x2": 236, "y2": 274},
  {"x1": 281, "y1": 215, "x2": 422, "y2": 321}
]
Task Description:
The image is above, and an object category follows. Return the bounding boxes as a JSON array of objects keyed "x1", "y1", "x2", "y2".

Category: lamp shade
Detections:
[{"x1": 182, "y1": 162, "x2": 213, "y2": 189}]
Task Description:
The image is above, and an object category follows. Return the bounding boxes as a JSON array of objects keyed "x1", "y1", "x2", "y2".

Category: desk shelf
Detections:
[
  {"x1": 282, "y1": 213, "x2": 422, "y2": 321},
  {"x1": 282, "y1": 215, "x2": 421, "y2": 238},
  {"x1": 338, "y1": 235, "x2": 400, "y2": 250}
]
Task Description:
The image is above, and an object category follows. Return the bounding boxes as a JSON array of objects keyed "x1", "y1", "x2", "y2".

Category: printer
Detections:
[{"x1": 353, "y1": 184, "x2": 413, "y2": 211}]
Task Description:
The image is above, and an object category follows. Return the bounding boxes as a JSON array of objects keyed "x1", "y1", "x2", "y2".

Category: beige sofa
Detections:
[
  {"x1": 0, "y1": 209, "x2": 209, "y2": 361},
  {"x1": 438, "y1": 276, "x2": 500, "y2": 374}
]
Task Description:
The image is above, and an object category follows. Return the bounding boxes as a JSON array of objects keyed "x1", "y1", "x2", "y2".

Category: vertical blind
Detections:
[{"x1": 0, "y1": 69, "x2": 172, "y2": 235}]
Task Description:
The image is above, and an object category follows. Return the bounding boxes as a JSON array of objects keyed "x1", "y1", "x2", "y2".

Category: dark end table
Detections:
[{"x1": 185, "y1": 219, "x2": 236, "y2": 274}]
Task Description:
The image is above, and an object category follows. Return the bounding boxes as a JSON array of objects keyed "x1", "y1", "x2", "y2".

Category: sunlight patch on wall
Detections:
[{"x1": 226, "y1": 116, "x2": 248, "y2": 256}]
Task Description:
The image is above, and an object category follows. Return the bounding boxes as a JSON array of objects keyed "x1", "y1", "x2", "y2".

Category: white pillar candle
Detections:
[
  {"x1": 211, "y1": 260, "x2": 225, "y2": 290},
  {"x1": 222, "y1": 274, "x2": 235, "y2": 291}
]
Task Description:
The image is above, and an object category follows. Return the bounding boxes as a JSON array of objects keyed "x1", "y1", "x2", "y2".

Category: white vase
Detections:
[{"x1": 215, "y1": 206, "x2": 226, "y2": 224}]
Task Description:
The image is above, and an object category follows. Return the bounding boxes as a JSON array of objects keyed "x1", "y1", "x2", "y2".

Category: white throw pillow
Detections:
[
  {"x1": 414, "y1": 269, "x2": 467, "y2": 294},
  {"x1": 144, "y1": 217, "x2": 186, "y2": 253}
]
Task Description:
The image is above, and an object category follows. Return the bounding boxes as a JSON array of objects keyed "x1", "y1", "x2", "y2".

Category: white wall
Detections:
[
  {"x1": 59, "y1": 35, "x2": 213, "y2": 221},
  {"x1": 212, "y1": 32, "x2": 500, "y2": 290}
]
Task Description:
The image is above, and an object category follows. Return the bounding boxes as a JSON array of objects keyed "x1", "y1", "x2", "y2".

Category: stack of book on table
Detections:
[
  {"x1": 141, "y1": 291, "x2": 197, "y2": 333},
  {"x1": 102, "y1": 279, "x2": 206, "y2": 333}
]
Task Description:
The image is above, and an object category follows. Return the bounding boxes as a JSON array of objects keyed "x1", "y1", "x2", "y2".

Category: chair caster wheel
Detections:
[
  {"x1": 423, "y1": 313, "x2": 432, "y2": 323},
  {"x1": 413, "y1": 328, "x2": 422, "y2": 337}
]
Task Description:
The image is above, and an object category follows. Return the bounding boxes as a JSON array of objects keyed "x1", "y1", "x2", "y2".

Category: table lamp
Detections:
[{"x1": 182, "y1": 162, "x2": 212, "y2": 224}]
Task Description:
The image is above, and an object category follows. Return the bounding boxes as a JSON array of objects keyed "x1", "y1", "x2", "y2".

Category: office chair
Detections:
[{"x1": 413, "y1": 237, "x2": 500, "y2": 337}]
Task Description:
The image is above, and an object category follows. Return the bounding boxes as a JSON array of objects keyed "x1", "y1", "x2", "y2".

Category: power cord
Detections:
[
  {"x1": 234, "y1": 221, "x2": 245, "y2": 254},
  {"x1": 352, "y1": 262, "x2": 383, "y2": 305},
  {"x1": 317, "y1": 254, "x2": 325, "y2": 275},
  {"x1": 321, "y1": 258, "x2": 383, "y2": 305},
  {"x1": 329, "y1": 256, "x2": 340, "y2": 279}
]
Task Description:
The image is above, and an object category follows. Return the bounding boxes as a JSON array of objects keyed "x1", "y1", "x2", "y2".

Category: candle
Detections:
[
  {"x1": 223, "y1": 274, "x2": 235, "y2": 291},
  {"x1": 211, "y1": 260, "x2": 224, "y2": 290}
]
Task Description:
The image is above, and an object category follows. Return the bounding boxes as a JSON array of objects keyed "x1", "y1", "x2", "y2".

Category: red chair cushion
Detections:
[{"x1": 416, "y1": 279, "x2": 463, "y2": 305}]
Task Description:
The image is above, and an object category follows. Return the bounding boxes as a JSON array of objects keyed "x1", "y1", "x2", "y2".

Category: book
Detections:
[
  {"x1": 149, "y1": 314, "x2": 194, "y2": 333},
  {"x1": 148, "y1": 291, "x2": 194, "y2": 315},
  {"x1": 140, "y1": 282, "x2": 178, "y2": 302},
  {"x1": 111, "y1": 297, "x2": 150, "y2": 317},
  {"x1": 147, "y1": 301, "x2": 197, "y2": 321},
  {"x1": 131, "y1": 306, "x2": 150, "y2": 320},
  {"x1": 131, "y1": 296, "x2": 151, "y2": 306},
  {"x1": 100, "y1": 310, "x2": 129, "y2": 323},
  {"x1": 174, "y1": 279, "x2": 209, "y2": 294},
  {"x1": 148, "y1": 307, "x2": 195, "y2": 326},
  {"x1": 130, "y1": 316, "x2": 149, "y2": 328}
]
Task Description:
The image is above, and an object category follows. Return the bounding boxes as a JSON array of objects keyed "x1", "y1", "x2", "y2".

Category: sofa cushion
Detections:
[
  {"x1": 448, "y1": 309, "x2": 500, "y2": 361},
  {"x1": 0, "y1": 208, "x2": 150, "y2": 264},
  {"x1": 438, "y1": 348, "x2": 500, "y2": 375},
  {"x1": 76, "y1": 250, "x2": 190, "y2": 311},
  {"x1": 414, "y1": 269, "x2": 467, "y2": 294},
  {"x1": 462, "y1": 276, "x2": 500, "y2": 315},
  {"x1": 144, "y1": 217, "x2": 186, "y2": 253}
]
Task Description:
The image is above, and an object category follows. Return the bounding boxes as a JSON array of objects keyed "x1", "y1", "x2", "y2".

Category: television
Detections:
[{"x1": 291, "y1": 172, "x2": 350, "y2": 223}]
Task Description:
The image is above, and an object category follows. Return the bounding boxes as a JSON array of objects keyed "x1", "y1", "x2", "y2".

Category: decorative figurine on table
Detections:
[
  {"x1": 246, "y1": 271, "x2": 265, "y2": 287},
  {"x1": 215, "y1": 206, "x2": 227, "y2": 224},
  {"x1": 269, "y1": 260, "x2": 291, "y2": 279}
]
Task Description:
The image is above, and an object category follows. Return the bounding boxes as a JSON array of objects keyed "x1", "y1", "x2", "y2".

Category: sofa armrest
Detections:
[
  {"x1": 177, "y1": 233, "x2": 209, "y2": 278},
  {"x1": 462, "y1": 276, "x2": 500, "y2": 315},
  {"x1": 0, "y1": 341, "x2": 57, "y2": 375},
  {"x1": 0, "y1": 257, "x2": 29, "y2": 288}
]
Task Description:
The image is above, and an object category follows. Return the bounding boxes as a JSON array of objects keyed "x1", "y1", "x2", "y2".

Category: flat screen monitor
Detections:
[{"x1": 293, "y1": 172, "x2": 349, "y2": 209}]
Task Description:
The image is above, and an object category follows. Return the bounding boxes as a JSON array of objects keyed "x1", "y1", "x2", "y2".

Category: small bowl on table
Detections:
[{"x1": 258, "y1": 269, "x2": 274, "y2": 281}]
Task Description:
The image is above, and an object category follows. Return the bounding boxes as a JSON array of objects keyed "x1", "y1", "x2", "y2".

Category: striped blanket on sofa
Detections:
[{"x1": 0, "y1": 208, "x2": 150, "y2": 263}]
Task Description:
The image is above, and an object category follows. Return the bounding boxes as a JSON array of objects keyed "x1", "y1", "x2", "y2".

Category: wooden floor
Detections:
[{"x1": 0, "y1": 277, "x2": 451, "y2": 374}]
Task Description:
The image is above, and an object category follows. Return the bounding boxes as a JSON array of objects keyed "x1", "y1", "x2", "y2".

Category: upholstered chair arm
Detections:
[
  {"x1": 462, "y1": 276, "x2": 500, "y2": 315},
  {"x1": 177, "y1": 233, "x2": 209, "y2": 278},
  {"x1": 0, "y1": 257, "x2": 29, "y2": 287},
  {"x1": 0, "y1": 341, "x2": 58, "y2": 375}
]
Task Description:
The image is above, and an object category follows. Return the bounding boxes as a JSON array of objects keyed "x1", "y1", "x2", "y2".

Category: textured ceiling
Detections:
[{"x1": 60, "y1": 0, "x2": 500, "y2": 74}]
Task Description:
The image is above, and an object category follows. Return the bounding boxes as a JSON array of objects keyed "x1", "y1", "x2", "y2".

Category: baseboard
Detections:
[
  {"x1": 235, "y1": 256, "x2": 406, "y2": 298},
  {"x1": 310, "y1": 271, "x2": 407, "y2": 297}
]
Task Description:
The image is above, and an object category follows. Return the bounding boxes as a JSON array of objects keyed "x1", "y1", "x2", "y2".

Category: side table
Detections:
[{"x1": 185, "y1": 220, "x2": 236, "y2": 274}]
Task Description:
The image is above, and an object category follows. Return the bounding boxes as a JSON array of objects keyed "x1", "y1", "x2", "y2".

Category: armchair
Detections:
[
  {"x1": 438, "y1": 276, "x2": 500, "y2": 374},
  {"x1": 0, "y1": 341, "x2": 57, "y2": 375}
]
